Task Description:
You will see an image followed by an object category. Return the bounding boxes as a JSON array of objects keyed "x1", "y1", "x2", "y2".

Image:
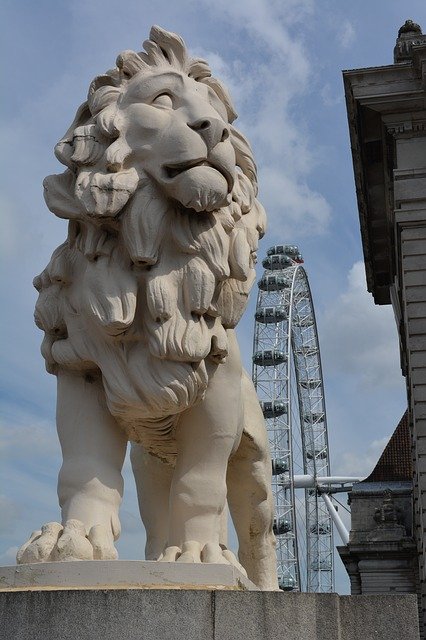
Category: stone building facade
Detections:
[
  {"x1": 338, "y1": 412, "x2": 417, "y2": 596},
  {"x1": 342, "y1": 19, "x2": 426, "y2": 635}
]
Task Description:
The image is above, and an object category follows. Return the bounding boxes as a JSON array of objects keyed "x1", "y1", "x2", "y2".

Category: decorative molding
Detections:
[
  {"x1": 394, "y1": 19, "x2": 426, "y2": 63},
  {"x1": 386, "y1": 119, "x2": 426, "y2": 136}
]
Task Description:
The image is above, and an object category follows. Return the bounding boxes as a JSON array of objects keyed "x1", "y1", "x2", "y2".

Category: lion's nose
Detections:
[{"x1": 188, "y1": 117, "x2": 230, "y2": 152}]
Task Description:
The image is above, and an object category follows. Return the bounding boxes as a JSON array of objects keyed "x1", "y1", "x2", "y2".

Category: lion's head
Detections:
[{"x1": 35, "y1": 26, "x2": 266, "y2": 436}]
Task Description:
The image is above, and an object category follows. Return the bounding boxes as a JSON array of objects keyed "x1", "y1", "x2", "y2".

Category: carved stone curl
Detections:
[
  {"x1": 17, "y1": 26, "x2": 278, "y2": 590},
  {"x1": 373, "y1": 491, "x2": 403, "y2": 528},
  {"x1": 367, "y1": 490, "x2": 407, "y2": 543}
]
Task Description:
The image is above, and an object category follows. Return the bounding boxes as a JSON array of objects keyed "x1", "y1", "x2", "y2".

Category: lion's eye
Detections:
[{"x1": 152, "y1": 93, "x2": 173, "y2": 108}]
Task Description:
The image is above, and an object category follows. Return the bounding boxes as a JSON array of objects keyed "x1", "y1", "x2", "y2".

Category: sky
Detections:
[{"x1": 1, "y1": 0, "x2": 425, "y2": 594}]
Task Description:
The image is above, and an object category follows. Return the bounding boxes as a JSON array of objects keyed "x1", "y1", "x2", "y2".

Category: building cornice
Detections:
[{"x1": 343, "y1": 43, "x2": 426, "y2": 304}]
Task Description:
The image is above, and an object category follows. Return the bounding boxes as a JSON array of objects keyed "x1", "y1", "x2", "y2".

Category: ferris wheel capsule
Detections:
[
  {"x1": 260, "y1": 400, "x2": 288, "y2": 418},
  {"x1": 252, "y1": 349, "x2": 287, "y2": 366},
  {"x1": 278, "y1": 575, "x2": 297, "y2": 591},
  {"x1": 262, "y1": 254, "x2": 293, "y2": 270},
  {"x1": 258, "y1": 274, "x2": 291, "y2": 291},
  {"x1": 273, "y1": 516, "x2": 292, "y2": 535},
  {"x1": 266, "y1": 245, "x2": 304, "y2": 263},
  {"x1": 272, "y1": 457, "x2": 289, "y2": 475},
  {"x1": 255, "y1": 306, "x2": 287, "y2": 323}
]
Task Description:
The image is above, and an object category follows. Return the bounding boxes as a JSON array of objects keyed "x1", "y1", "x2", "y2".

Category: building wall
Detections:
[
  {"x1": 342, "y1": 25, "x2": 426, "y2": 636},
  {"x1": 338, "y1": 481, "x2": 417, "y2": 599},
  {"x1": 395, "y1": 131, "x2": 426, "y2": 620}
]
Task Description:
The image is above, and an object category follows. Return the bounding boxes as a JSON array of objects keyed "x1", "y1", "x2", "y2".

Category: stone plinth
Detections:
[
  {"x1": 0, "y1": 562, "x2": 420, "y2": 640},
  {"x1": 0, "y1": 561, "x2": 257, "y2": 591},
  {"x1": 0, "y1": 589, "x2": 420, "y2": 640}
]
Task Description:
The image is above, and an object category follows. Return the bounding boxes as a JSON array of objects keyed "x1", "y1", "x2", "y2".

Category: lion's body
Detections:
[{"x1": 18, "y1": 26, "x2": 278, "y2": 590}]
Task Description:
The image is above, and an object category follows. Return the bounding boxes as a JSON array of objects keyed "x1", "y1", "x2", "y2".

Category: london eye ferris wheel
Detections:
[{"x1": 252, "y1": 244, "x2": 358, "y2": 593}]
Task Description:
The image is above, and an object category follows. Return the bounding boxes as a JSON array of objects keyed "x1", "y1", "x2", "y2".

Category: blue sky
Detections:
[{"x1": 1, "y1": 0, "x2": 425, "y2": 593}]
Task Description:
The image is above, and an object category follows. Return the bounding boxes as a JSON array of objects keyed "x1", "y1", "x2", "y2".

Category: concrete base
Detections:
[
  {"x1": 0, "y1": 561, "x2": 257, "y2": 591},
  {"x1": 0, "y1": 586, "x2": 420, "y2": 640}
]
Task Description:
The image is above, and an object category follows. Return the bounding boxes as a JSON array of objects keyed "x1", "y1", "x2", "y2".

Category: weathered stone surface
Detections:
[
  {"x1": 214, "y1": 591, "x2": 341, "y2": 640},
  {"x1": 0, "y1": 560, "x2": 257, "y2": 591},
  {"x1": 0, "y1": 589, "x2": 213, "y2": 640},
  {"x1": 0, "y1": 590, "x2": 419, "y2": 640},
  {"x1": 338, "y1": 594, "x2": 419, "y2": 640}
]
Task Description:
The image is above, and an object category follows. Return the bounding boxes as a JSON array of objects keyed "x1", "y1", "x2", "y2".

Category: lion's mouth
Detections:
[
  {"x1": 164, "y1": 159, "x2": 209, "y2": 179},
  {"x1": 163, "y1": 159, "x2": 233, "y2": 193}
]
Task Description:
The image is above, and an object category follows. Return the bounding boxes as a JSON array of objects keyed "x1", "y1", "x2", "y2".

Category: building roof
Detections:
[{"x1": 364, "y1": 411, "x2": 413, "y2": 482}]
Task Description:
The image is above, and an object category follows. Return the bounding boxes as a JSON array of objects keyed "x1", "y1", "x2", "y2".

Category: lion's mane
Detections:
[{"x1": 34, "y1": 26, "x2": 266, "y2": 455}]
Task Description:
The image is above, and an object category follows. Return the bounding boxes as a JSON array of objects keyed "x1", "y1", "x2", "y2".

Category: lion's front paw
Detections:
[
  {"x1": 159, "y1": 541, "x2": 247, "y2": 576},
  {"x1": 16, "y1": 519, "x2": 118, "y2": 564}
]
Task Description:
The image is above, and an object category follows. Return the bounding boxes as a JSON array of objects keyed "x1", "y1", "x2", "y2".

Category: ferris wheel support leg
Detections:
[
  {"x1": 227, "y1": 371, "x2": 279, "y2": 591},
  {"x1": 321, "y1": 492, "x2": 349, "y2": 545}
]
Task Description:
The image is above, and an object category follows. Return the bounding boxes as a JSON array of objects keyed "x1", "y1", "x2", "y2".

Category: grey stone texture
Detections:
[
  {"x1": 0, "y1": 589, "x2": 419, "y2": 640},
  {"x1": 348, "y1": 482, "x2": 413, "y2": 542}
]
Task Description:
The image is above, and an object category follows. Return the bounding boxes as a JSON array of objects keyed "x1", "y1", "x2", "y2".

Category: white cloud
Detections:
[
  {"x1": 259, "y1": 168, "x2": 331, "y2": 236},
  {"x1": 321, "y1": 262, "x2": 402, "y2": 390},
  {"x1": 320, "y1": 83, "x2": 343, "y2": 107},
  {"x1": 200, "y1": 0, "x2": 314, "y2": 68},
  {"x1": 334, "y1": 436, "x2": 390, "y2": 478},
  {"x1": 195, "y1": 0, "x2": 332, "y2": 238},
  {"x1": 0, "y1": 546, "x2": 19, "y2": 565},
  {"x1": 337, "y1": 20, "x2": 356, "y2": 49},
  {"x1": 0, "y1": 496, "x2": 20, "y2": 534}
]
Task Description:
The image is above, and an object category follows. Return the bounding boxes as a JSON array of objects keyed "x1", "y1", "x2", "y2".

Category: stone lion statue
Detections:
[{"x1": 17, "y1": 26, "x2": 278, "y2": 590}]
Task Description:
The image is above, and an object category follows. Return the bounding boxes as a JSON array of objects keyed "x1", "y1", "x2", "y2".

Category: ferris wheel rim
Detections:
[
  {"x1": 252, "y1": 256, "x2": 334, "y2": 593},
  {"x1": 288, "y1": 265, "x2": 334, "y2": 591}
]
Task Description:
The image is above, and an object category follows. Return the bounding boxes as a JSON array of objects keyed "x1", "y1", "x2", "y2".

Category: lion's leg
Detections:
[
  {"x1": 227, "y1": 370, "x2": 279, "y2": 590},
  {"x1": 17, "y1": 370, "x2": 127, "y2": 563},
  {"x1": 57, "y1": 370, "x2": 127, "y2": 535},
  {"x1": 162, "y1": 332, "x2": 244, "y2": 567},
  {"x1": 130, "y1": 443, "x2": 228, "y2": 560},
  {"x1": 130, "y1": 443, "x2": 173, "y2": 560}
]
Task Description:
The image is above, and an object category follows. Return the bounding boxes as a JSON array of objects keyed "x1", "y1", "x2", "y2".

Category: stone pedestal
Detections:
[
  {"x1": 0, "y1": 562, "x2": 420, "y2": 640},
  {"x1": 0, "y1": 560, "x2": 257, "y2": 591}
]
